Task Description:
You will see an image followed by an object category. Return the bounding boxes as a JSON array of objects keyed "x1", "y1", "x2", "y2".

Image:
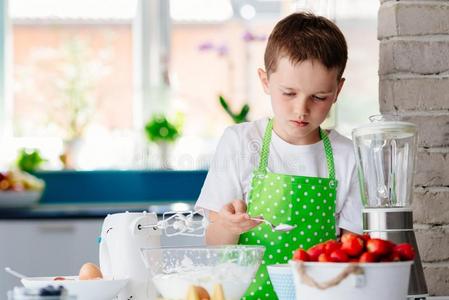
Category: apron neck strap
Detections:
[
  {"x1": 258, "y1": 119, "x2": 336, "y2": 180},
  {"x1": 320, "y1": 127, "x2": 336, "y2": 179}
]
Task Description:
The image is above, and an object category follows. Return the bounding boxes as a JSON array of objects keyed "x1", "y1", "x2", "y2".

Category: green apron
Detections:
[{"x1": 239, "y1": 119, "x2": 338, "y2": 299}]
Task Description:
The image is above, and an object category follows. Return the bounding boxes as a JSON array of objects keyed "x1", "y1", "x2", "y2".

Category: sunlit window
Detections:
[
  {"x1": 4, "y1": 0, "x2": 137, "y2": 169},
  {"x1": 0, "y1": 0, "x2": 380, "y2": 170}
]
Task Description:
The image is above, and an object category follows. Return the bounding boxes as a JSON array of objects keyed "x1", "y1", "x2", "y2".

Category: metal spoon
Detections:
[
  {"x1": 250, "y1": 217, "x2": 296, "y2": 232},
  {"x1": 4, "y1": 267, "x2": 27, "y2": 279}
]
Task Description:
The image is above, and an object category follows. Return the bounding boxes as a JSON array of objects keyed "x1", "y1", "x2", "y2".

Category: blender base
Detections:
[{"x1": 363, "y1": 208, "x2": 428, "y2": 299}]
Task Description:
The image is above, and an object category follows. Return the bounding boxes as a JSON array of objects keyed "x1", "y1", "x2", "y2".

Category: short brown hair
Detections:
[{"x1": 264, "y1": 12, "x2": 348, "y2": 79}]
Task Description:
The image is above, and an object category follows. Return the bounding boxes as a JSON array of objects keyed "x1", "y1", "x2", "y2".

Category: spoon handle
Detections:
[
  {"x1": 4, "y1": 267, "x2": 27, "y2": 279},
  {"x1": 249, "y1": 217, "x2": 264, "y2": 222},
  {"x1": 249, "y1": 217, "x2": 274, "y2": 228}
]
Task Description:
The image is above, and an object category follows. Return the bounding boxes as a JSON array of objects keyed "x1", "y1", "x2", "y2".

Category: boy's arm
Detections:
[{"x1": 337, "y1": 149, "x2": 363, "y2": 235}]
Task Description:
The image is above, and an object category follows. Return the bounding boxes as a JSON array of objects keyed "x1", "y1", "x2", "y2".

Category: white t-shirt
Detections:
[{"x1": 196, "y1": 118, "x2": 362, "y2": 234}]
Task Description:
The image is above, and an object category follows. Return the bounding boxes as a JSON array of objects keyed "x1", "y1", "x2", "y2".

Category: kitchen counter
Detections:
[{"x1": 0, "y1": 201, "x2": 196, "y2": 219}]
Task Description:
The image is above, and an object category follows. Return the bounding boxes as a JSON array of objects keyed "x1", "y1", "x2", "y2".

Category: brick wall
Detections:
[{"x1": 378, "y1": 0, "x2": 449, "y2": 295}]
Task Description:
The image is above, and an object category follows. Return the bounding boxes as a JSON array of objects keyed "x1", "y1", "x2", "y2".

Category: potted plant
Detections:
[
  {"x1": 144, "y1": 114, "x2": 183, "y2": 169},
  {"x1": 15, "y1": 148, "x2": 46, "y2": 173}
]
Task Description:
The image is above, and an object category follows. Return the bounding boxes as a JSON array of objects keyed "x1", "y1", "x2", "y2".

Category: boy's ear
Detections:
[
  {"x1": 334, "y1": 77, "x2": 345, "y2": 103},
  {"x1": 258, "y1": 68, "x2": 270, "y2": 94}
]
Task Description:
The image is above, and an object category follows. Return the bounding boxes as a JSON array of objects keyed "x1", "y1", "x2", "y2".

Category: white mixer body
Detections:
[{"x1": 99, "y1": 211, "x2": 161, "y2": 300}]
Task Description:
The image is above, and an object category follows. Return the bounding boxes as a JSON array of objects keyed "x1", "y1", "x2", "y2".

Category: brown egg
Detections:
[{"x1": 78, "y1": 262, "x2": 103, "y2": 280}]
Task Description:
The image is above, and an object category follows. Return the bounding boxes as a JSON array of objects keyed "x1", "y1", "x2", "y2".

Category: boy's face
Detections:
[{"x1": 258, "y1": 57, "x2": 344, "y2": 145}]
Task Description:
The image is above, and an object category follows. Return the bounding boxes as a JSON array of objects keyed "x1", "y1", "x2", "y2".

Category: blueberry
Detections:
[{"x1": 39, "y1": 285, "x2": 63, "y2": 296}]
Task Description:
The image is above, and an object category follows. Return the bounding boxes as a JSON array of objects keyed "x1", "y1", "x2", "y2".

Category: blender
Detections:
[{"x1": 352, "y1": 115, "x2": 428, "y2": 300}]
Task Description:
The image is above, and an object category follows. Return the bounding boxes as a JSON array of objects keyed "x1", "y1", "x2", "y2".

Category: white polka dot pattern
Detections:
[{"x1": 239, "y1": 119, "x2": 338, "y2": 299}]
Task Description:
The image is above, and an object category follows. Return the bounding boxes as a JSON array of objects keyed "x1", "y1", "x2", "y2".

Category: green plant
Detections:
[
  {"x1": 16, "y1": 148, "x2": 46, "y2": 172},
  {"x1": 144, "y1": 114, "x2": 182, "y2": 143},
  {"x1": 219, "y1": 95, "x2": 250, "y2": 124}
]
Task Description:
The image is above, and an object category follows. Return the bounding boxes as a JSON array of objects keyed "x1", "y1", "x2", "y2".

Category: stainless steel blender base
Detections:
[{"x1": 363, "y1": 208, "x2": 428, "y2": 299}]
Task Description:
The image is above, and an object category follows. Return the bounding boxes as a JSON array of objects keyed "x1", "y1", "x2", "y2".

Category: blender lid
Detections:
[{"x1": 352, "y1": 120, "x2": 417, "y2": 137}]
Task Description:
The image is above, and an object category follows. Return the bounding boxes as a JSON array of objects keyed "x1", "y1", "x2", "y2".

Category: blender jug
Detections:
[
  {"x1": 352, "y1": 114, "x2": 417, "y2": 208},
  {"x1": 352, "y1": 115, "x2": 428, "y2": 299}
]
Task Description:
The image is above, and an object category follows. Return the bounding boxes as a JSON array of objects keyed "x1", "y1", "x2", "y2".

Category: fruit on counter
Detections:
[
  {"x1": 78, "y1": 262, "x2": 103, "y2": 280},
  {"x1": 360, "y1": 233, "x2": 371, "y2": 243},
  {"x1": 382, "y1": 250, "x2": 402, "y2": 262},
  {"x1": 358, "y1": 252, "x2": 377, "y2": 263},
  {"x1": 394, "y1": 243, "x2": 416, "y2": 261},
  {"x1": 212, "y1": 284, "x2": 225, "y2": 300},
  {"x1": 53, "y1": 276, "x2": 66, "y2": 281},
  {"x1": 0, "y1": 169, "x2": 45, "y2": 192},
  {"x1": 329, "y1": 248, "x2": 349, "y2": 262},
  {"x1": 292, "y1": 233, "x2": 416, "y2": 263},
  {"x1": 340, "y1": 233, "x2": 364, "y2": 257},
  {"x1": 366, "y1": 238, "x2": 394, "y2": 257},
  {"x1": 318, "y1": 252, "x2": 333, "y2": 262},
  {"x1": 306, "y1": 243, "x2": 325, "y2": 261},
  {"x1": 39, "y1": 286, "x2": 67, "y2": 296},
  {"x1": 293, "y1": 249, "x2": 310, "y2": 261},
  {"x1": 186, "y1": 284, "x2": 225, "y2": 300},
  {"x1": 187, "y1": 286, "x2": 210, "y2": 300},
  {"x1": 323, "y1": 240, "x2": 341, "y2": 254}
]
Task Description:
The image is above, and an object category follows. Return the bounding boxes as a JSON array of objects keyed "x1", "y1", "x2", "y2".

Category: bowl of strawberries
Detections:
[{"x1": 286, "y1": 233, "x2": 415, "y2": 300}]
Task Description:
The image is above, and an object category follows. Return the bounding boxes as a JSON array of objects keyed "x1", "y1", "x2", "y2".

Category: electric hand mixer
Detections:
[{"x1": 99, "y1": 210, "x2": 208, "y2": 300}]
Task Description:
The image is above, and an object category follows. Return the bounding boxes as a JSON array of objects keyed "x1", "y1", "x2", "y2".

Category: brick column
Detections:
[{"x1": 379, "y1": 0, "x2": 449, "y2": 296}]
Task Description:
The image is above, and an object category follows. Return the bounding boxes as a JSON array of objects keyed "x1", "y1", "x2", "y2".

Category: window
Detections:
[
  {"x1": 0, "y1": 0, "x2": 379, "y2": 170},
  {"x1": 1, "y1": 0, "x2": 146, "y2": 169}
]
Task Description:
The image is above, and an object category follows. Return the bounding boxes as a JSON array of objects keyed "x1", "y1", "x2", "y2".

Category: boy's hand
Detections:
[{"x1": 217, "y1": 200, "x2": 261, "y2": 235}]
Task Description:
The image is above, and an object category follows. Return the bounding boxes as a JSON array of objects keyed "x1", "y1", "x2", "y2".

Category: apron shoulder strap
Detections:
[
  {"x1": 319, "y1": 128, "x2": 336, "y2": 180},
  {"x1": 258, "y1": 119, "x2": 273, "y2": 172}
]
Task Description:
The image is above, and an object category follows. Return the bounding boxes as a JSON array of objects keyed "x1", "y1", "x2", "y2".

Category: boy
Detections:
[{"x1": 195, "y1": 12, "x2": 362, "y2": 299}]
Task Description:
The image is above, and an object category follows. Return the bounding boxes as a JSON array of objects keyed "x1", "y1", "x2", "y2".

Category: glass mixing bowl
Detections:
[{"x1": 140, "y1": 245, "x2": 265, "y2": 300}]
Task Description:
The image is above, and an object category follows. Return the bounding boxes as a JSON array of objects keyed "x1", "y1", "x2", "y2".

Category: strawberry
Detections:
[
  {"x1": 341, "y1": 232, "x2": 358, "y2": 244},
  {"x1": 318, "y1": 252, "x2": 335, "y2": 262},
  {"x1": 381, "y1": 251, "x2": 401, "y2": 262},
  {"x1": 307, "y1": 243, "x2": 325, "y2": 262},
  {"x1": 358, "y1": 252, "x2": 378, "y2": 263},
  {"x1": 366, "y1": 239, "x2": 394, "y2": 257},
  {"x1": 53, "y1": 277, "x2": 66, "y2": 281},
  {"x1": 394, "y1": 243, "x2": 416, "y2": 261},
  {"x1": 293, "y1": 249, "x2": 310, "y2": 262},
  {"x1": 329, "y1": 249, "x2": 349, "y2": 262},
  {"x1": 323, "y1": 240, "x2": 341, "y2": 254},
  {"x1": 341, "y1": 233, "x2": 364, "y2": 257},
  {"x1": 360, "y1": 233, "x2": 371, "y2": 244}
]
